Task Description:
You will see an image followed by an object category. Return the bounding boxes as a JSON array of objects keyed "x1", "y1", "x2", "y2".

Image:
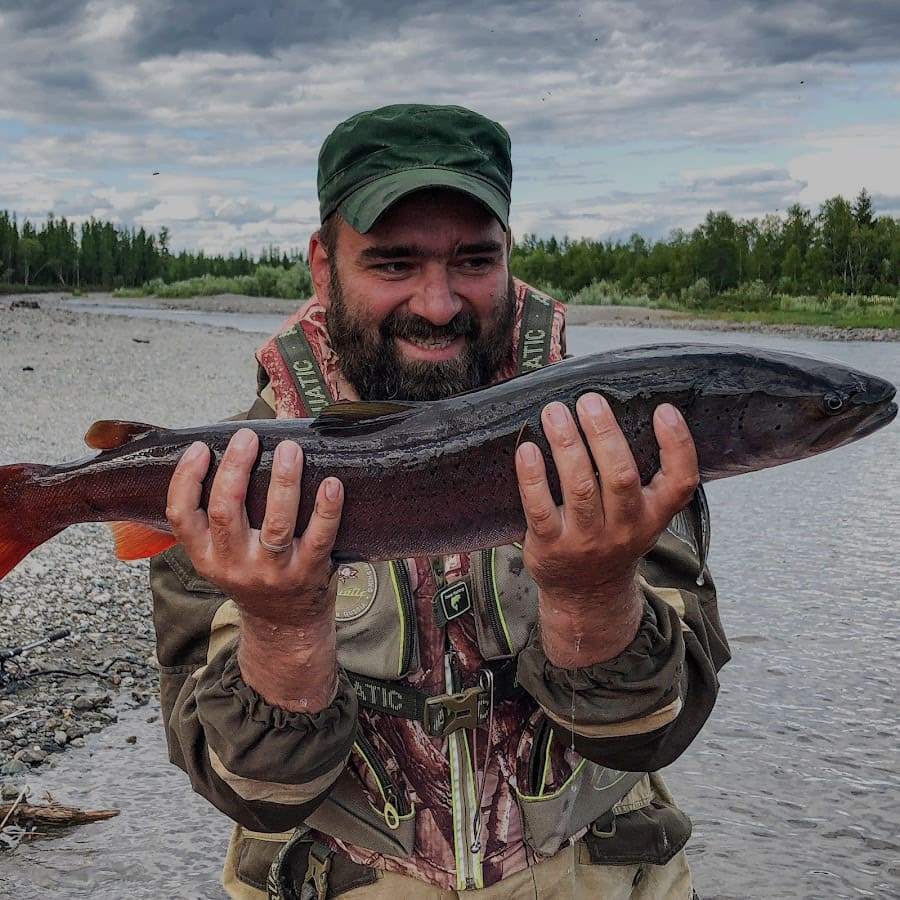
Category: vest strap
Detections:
[
  {"x1": 517, "y1": 289, "x2": 556, "y2": 374},
  {"x1": 275, "y1": 326, "x2": 333, "y2": 416},
  {"x1": 346, "y1": 661, "x2": 519, "y2": 738}
]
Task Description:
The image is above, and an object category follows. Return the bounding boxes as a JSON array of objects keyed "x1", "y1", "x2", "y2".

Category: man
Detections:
[{"x1": 152, "y1": 104, "x2": 729, "y2": 899}]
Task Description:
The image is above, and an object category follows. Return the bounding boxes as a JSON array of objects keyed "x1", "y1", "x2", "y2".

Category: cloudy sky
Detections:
[{"x1": 1, "y1": 0, "x2": 898, "y2": 257}]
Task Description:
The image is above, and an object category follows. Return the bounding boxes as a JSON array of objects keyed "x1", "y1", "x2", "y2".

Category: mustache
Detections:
[{"x1": 381, "y1": 309, "x2": 481, "y2": 343}]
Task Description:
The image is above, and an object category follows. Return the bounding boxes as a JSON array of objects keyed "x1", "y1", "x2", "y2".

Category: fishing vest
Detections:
[{"x1": 254, "y1": 282, "x2": 646, "y2": 890}]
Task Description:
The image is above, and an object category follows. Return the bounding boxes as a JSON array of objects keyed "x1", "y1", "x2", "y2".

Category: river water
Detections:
[{"x1": 1, "y1": 309, "x2": 898, "y2": 899}]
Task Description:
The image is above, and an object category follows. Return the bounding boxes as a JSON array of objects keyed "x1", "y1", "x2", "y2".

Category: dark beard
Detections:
[{"x1": 326, "y1": 268, "x2": 517, "y2": 401}]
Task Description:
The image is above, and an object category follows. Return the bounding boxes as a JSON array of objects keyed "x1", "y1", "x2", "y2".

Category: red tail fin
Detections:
[{"x1": 0, "y1": 463, "x2": 64, "y2": 580}]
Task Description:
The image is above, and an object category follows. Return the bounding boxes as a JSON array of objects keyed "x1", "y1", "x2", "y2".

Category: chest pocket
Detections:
[
  {"x1": 469, "y1": 545, "x2": 539, "y2": 660},
  {"x1": 333, "y1": 560, "x2": 419, "y2": 680}
]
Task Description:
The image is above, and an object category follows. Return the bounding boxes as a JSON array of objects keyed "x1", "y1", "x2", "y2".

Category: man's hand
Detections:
[
  {"x1": 166, "y1": 428, "x2": 344, "y2": 711},
  {"x1": 515, "y1": 393, "x2": 699, "y2": 668}
]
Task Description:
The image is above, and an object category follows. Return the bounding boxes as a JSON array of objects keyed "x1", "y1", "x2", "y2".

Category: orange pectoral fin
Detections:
[{"x1": 108, "y1": 522, "x2": 177, "y2": 561}]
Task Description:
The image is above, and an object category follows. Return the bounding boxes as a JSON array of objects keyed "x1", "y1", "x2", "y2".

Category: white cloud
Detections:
[{"x1": 789, "y1": 123, "x2": 900, "y2": 213}]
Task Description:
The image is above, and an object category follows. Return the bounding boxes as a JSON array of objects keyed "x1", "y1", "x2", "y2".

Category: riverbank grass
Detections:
[{"x1": 563, "y1": 279, "x2": 900, "y2": 330}]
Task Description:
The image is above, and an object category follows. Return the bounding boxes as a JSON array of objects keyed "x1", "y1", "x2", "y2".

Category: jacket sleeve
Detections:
[
  {"x1": 516, "y1": 530, "x2": 730, "y2": 772},
  {"x1": 150, "y1": 399, "x2": 358, "y2": 833}
]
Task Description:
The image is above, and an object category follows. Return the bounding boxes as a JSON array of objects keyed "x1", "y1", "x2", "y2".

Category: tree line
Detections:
[
  {"x1": 2, "y1": 189, "x2": 898, "y2": 301},
  {"x1": 0, "y1": 212, "x2": 302, "y2": 290},
  {"x1": 512, "y1": 189, "x2": 899, "y2": 302}
]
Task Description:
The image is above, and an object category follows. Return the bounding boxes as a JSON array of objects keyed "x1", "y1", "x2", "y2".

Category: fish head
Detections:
[
  {"x1": 804, "y1": 367, "x2": 897, "y2": 453},
  {"x1": 710, "y1": 351, "x2": 897, "y2": 473}
]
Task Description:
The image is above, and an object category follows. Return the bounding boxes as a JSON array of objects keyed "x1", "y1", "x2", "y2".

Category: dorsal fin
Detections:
[
  {"x1": 85, "y1": 420, "x2": 160, "y2": 450},
  {"x1": 310, "y1": 401, "x2": 419, "y2": 436}
]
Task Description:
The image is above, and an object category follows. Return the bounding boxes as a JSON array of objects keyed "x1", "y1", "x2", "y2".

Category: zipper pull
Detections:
[
  {"x1": 383, "y1": 790, "x2": 401, "y2": 830},
  {"x1": 470, "y1": 668, "x2": 495, "y2": 854}
]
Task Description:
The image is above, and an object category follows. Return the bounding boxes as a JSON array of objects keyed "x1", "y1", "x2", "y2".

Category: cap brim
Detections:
[{"x1": 339, "y1": 168, "x2": 509, "y2": 233}]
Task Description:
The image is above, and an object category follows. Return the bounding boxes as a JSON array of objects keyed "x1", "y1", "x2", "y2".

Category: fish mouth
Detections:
[
  {"x1": 810, "y1": 399, "x2": 897, "y2": 451},
  {"x1": 852, "y1": 400, "x2": 897, "y2": 439}
]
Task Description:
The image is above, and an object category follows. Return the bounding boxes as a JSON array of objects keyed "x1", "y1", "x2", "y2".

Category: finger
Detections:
[
  {"x1": 258, "y1": 441, "x2": 303, "y2": 557},
  {"x1": 576, "y1": 393, "x2": 642, "y2": 525},
  {"x1": 206, "y1": 428, "x2": 258, "y2": 558},
  {"x1": 515, "y1": 441, "x2": 561, "y2": 541},
  {"x1": 295, "y1": 476, "x2": 344, "y2": 565},
  {"x1": 645, "y1": 404, "x2": 700, "y2": 523},
  {"x1": 541, "y1": 401, "x2": 601, "y2": 531},
  {"x1": 166, "y1": 441, "x2": 212, "y2": 553}
]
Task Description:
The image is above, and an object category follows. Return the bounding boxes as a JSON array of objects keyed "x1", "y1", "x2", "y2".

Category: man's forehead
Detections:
[
  {"x1": 363, "y1": 188, "x2": 501, "y2": 233},
  {"x1": 338, "y1": 191, "x2": 506, "y2": 254}
]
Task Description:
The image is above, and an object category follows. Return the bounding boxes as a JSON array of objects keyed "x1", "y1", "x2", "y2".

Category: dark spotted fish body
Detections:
[{"x1": 0, "y1": 343, "x2": 895, "y2": 579}]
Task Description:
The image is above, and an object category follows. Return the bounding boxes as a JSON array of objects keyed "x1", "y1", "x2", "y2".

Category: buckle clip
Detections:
[
  {"x1": 300, "y1": 843, "x2": 333, "y2": 900},
  {"x1": 424, "y1": 686, "x2": 486, "y2": 737}
]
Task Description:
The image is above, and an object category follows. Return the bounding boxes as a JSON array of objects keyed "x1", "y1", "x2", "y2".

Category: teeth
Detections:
[{"x1": 408, "y1": 336, "x2": 454, "y2": 350}]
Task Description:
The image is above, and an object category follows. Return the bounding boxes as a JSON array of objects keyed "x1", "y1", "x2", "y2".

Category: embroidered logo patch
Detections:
[
  {"x1": 434, "y1": 579, "x2": 472, "y2": 627},
  {"x1": 335, "y1": 563, "x2": 378, "y2": 621}
]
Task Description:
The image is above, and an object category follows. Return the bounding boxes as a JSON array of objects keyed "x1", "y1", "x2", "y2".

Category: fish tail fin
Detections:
[
  {"x1": 108, "y1": 521, "x2": 177, "y2": 561},
  {"x1": 0, "y1": 463, "x2": 64, "y2": 579}
]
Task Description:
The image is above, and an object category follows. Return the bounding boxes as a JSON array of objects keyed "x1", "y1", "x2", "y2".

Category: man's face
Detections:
[{"x1": 315, "y1": 190, "x2": 516, "y2": 401}]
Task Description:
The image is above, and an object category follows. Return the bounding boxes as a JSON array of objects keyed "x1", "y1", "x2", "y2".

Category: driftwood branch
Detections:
[{"x1": 0, "y1": 800, "x2": 119, "y2": 828}]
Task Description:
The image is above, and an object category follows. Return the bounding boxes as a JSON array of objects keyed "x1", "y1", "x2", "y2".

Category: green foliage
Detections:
[
  {"x1": 114, "y1": 260, "x2": 313, "y2": 301},
  {"x1": 0, "y1": 209, "x2": 305, "y2": 293}
]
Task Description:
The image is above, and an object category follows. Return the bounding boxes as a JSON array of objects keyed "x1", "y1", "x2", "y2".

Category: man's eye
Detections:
[
  {"x1": 375, "y1": 261, "x2": 411, "y2": 275},
  {"x1": 459, "y1": 257, "x2": 493, "y2": 271}
]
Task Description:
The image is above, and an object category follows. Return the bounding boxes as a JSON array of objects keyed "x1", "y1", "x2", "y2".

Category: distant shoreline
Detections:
[{"x1": 5, "y1": 290, "x2": 900, "y2": 341}]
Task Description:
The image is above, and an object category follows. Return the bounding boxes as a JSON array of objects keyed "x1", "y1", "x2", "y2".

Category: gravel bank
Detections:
[
  {"x1": 561, "y1": 302, "x2": 900, "y2": 341},
  {"x1": 0, "y1": 302, "x2": 258, "y2": 783}
]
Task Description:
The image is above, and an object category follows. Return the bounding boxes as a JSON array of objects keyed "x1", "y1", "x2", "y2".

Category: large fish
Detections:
[{"x1": 0, "y1": 343, "x2": 895, "y2": 580}]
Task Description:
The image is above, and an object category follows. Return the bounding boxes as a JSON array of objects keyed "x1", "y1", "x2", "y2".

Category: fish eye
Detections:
[{"x1": 822, "y1": 392, "x2": 845, "y2": 415}]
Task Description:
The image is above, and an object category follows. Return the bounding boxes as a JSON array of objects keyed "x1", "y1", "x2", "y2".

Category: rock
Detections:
[
  {"x1": 54, "y1": 730, "x2": 68, "y2": 747},
  {"x1": 70, "y1": 737, "x2": 85, "y2": 749},
  {"x1": 126, "y1": 735, "x2": 137, "y2": 745},
  {"x1": 16, "y1": 747, "x2": 47, "y2": 765},
  {"x1": 1, "y1": 783, "x2": 24, "y2": 800},
  {"x1": 0, "y1": 759, "x2": 27, "y2": 776},
  {"x1": 72, "y1": 693, "x2": 111, "y2": 711}
]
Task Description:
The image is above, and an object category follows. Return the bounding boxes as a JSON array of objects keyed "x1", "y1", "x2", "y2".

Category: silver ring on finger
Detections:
[{"x1": 259, "y1": 535, "x2": 293, "y2": 555}]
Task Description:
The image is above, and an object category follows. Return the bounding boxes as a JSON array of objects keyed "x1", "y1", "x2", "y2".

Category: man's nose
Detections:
[{"x1": 408, "y1": 265, "x2": 462, "y2": 325}]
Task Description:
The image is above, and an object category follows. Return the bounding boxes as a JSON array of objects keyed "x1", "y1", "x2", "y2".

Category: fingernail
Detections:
[
  {"x1": 517, "y1": 442, "x2": 539, "y2": 465},
  {"x1": 182, "y1": 441, "x2": 205, "y2": 462},
  {"x1": 232, "y1": 429, "x2": 255, "y2": 451},
  {"x1": 324, "y1": 477, "x2": 341, "y2": 501},
  {"x1": 545, "y1": 402, "x2": 569, "y2": 428},
  {"x1": 658, "y1": 404, "x2": 683, "y2": 427},
  {"x1": 277, "y1": 441, "x2": 300, "y2": 467},
  {"x1": 579, "y1": 392, "x2": 606, "y2": 416}
]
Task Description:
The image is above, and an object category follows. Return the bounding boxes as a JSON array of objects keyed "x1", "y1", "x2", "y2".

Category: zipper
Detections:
[
  {"x1": 389, "y1": 560, "x2": 416, "y2": 677},
  {"x1": 479, "y1": 549, "x2": 513, "y2": 657},
  {"x1": 528, "y1": 716, "x2": 554, "y2": 797},
  {"x1": 444, "y1": 649, "x2": 483, "y2": 890},
  {"x1": 353, "y1": 732, "x2": 410, "y2": 830}
]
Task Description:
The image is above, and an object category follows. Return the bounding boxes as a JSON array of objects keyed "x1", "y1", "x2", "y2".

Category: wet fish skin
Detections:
[{"x1": 0, "y1": 343, "x2": 895, "y2": 578}]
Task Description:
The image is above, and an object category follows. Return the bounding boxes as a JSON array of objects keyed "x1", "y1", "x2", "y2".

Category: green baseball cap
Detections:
[{"x1": 317, "y1": 103, "x2": 512, "y2": 233}]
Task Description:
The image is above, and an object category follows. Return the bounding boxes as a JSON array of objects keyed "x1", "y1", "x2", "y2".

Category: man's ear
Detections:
[{"x1": 308, "y1": 232, "x2": 331, "y2": 305}]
